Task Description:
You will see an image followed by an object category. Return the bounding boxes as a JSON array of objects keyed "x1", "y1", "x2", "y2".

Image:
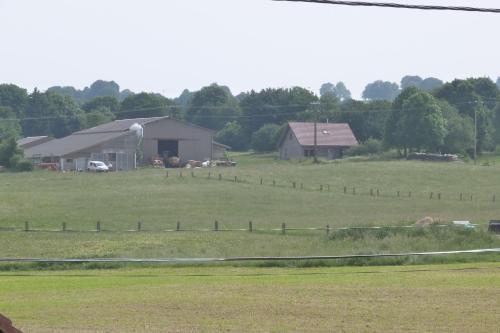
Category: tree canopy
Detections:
[{"x1": 362, "y1": 81, "x2": 400, "y2": 101}]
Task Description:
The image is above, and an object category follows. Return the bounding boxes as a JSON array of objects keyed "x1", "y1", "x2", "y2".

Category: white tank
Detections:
[{"x1": 129, "y1": 123, "x2": 144, "y2": 138}]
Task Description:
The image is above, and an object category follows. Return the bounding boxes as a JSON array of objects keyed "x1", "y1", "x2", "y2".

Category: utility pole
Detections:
[
  {"x1": 310, "y1": 102, "x2": 321, "y2": 164},
  {"x1": 474, "y1": 106, "x2": 477, "y2": 165}
]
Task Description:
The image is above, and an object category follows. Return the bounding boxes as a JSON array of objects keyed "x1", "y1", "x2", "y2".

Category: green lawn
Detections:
[
  {"x1": 1, "y1": 154, "x2": 500, "y2": 261},
  {"x1": 1, "y1": 263, "x2": 499, "y2": 332}
]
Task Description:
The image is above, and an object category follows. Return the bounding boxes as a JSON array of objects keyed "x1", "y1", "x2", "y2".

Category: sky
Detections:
[{"x1": 0, "y1": 0, "x2": 499, "y2": 99}]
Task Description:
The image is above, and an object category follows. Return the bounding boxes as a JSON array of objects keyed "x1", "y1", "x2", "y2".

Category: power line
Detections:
[
  {"x1": 0, "y1": 99, "x2": 496, "y2": 123},
  {"x1": 273, "y1": 0, "x2": 500, "y2": 13}
]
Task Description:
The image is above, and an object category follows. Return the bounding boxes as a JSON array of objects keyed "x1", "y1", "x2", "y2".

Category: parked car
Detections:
[{"x1": 87, "y1": 161, "x2": 109, "y2": 172}]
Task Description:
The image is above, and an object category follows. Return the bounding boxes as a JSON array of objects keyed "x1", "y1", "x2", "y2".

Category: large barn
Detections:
[
  {"x1": 278, "y1": 122, "x2": 358, "y2": 160},
  {"x1": 23, "y1": 117, "x2": 222, "y2": 171}
]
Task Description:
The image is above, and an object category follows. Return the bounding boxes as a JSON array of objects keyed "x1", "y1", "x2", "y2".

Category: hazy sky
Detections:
[{"x1": 0, "y1": 0, "x2": 499, "y2": 99}]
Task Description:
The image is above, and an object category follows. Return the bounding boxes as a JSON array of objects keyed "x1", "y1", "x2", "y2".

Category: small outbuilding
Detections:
[{"x1": 278, "y1": 122, "x2": 358, "y2": 160}]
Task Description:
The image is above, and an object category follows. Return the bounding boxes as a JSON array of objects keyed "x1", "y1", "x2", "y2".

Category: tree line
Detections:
[{"x1": 0, "y1": 77, "x2": 499, "y2": 161}]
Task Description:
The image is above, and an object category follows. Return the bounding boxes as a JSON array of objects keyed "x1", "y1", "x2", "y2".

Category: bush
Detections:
[
  {"x1": 250, "y1": 123, "x2": 281, "y2": 152},
  {"x1": 14, "y1": 159, "x2": 34, "y2": 172},
  {"x1": 215, "y1": 121, "x2": 249, "y2": 151},
  {"x1": 345, "y1": 138, "x2": 383, "y2": 156}
]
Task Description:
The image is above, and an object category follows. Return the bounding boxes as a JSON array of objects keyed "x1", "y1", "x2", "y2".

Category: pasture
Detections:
[
  {"x1": 1, "y1": 263, "x2": 499, "y2": 332},
  {"x1": 1, "y1": 154, "x2": 500, "y2": 261}
]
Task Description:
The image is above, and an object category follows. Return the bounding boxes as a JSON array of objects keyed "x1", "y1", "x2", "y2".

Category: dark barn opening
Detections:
[{"x1": 158, "y1": 140, "x2": 179, "y2": 159}]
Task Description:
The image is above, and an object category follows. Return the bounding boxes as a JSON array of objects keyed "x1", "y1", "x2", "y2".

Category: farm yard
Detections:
[{"x1": 1, "y1": 154, "x2": 500, "y2": 332}]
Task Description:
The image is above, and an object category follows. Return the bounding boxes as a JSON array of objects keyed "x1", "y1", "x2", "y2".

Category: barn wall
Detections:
[{"x1": 142, "y1": 119, "x2": 214, "y2": 163}]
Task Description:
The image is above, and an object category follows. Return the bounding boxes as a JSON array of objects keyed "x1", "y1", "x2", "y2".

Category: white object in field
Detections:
[
  {"x1": 129, "y1": 123, "x2": 144, "y2": 138},
  {"x1": 202, "y1": 160, "x2": 211, "y2": 167},
  {"x1": 453, "y1": 221, "x2": 471, "y2": 225},
  {"x1": 87, "y1": 160, "x2": 109, "y2": 172}
]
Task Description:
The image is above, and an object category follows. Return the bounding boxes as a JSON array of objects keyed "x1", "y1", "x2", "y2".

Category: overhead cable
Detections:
[{"x1": 274, "y1": 0, "x2": 500, "y2": 13}]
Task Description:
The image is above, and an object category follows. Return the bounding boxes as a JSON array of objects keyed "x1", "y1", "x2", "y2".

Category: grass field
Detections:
[
  {"x1": 1, "y1": 154, "x2": 500, "y2": 261},
  {"x1": 1, "y1": 263, "x2": 499, "y2": 332}
]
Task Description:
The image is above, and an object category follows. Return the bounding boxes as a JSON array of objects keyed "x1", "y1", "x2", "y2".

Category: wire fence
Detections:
[
  {"x1": 0, "y1": 220, "x2": 485, "y2": 234},
  {"x1": 1, "y1": 248, "x2": 499, "y2": 264},
  {"x1": 171, "y1": 170, "x2": 500, "y2": 204}
]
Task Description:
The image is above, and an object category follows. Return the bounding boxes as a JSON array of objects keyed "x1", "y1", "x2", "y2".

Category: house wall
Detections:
[
  {"x1": 279, "y1": 128, "x2": 304, "y2": 160},
  {"x1": 142, "y1": 118, "x2": 214, "y2": 163}
]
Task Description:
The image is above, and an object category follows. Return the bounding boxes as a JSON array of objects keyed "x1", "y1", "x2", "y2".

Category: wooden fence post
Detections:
[
  {"x1": 273, "y1": 180, "x2": 276, "y2": 187},
  {"x1": 214, "y1": 220, "x2": 219, "y2": 231},
  {"x1": 179, "y1": 171, "x2": 183, "y2": 178},
  {"x1": 176, "y1": 221, "x2": 181, "y2": 231},
  {"x1": 282, "y1": 222, "x2": 286, "y2": 235},
  {"x1": 260, "y1": 178, "x2": 263, "y2": 185},
  {"x1": 249, "y1": 221, "x2": 253, "y2": 232},
  {"x1": 429, "y1": 192, "x2": 433, "y2": 200},
  {"x1": 438, "y1": 193, "x2": 441, "y2": 200},
  {"x1": 326, "y1": 224, "x2": 330, "y2": 236},
  {"x1": 24, "y1": 221, "x2": 29, "y2": 232},
  {"x1": 409, "y1": 191, "x2": 412, "y2": 198},
  {"x1": 320, "y1": 185, "x2": 323, "y2": 191},
  {"x1": 219, "y1": 174, "x2": 222, "y2": 181},
  {"x1": 208, "y1": 172, "x2": 211, "y2": 179},
  {"x1": 352, "y1": 187, "x2": 356, "y2": 195},
  {"x1": 62, "y1": 222, "x2": 66, "y2": 232},
  {"x1": 234, "y1": 176, "x2": 237, "y2": 183},
  {"x1": 397, "y1": 191, "x2": 400, "y2": 197},
  {"x1": 344, "y1": 186, "x2": 347, "y2": 194},
  {"x1": 293, "y1": 182, "x2": 296, "y2": 189},
  {"x1": 96, "y1": 221, "x2": 101, "y2": 232},
  {"x1": 191, "y1": 171, "x2": 195, "y2": 178},
  {"x1": 377, "y1": 189, "x2": 380, "y2": 197},
  {"x1": 137, "y1": 221, "x2": 142, "y2": 232}
]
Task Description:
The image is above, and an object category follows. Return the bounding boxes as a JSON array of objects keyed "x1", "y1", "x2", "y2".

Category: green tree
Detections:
[
  {"x1": 497, "y1": 77, "x2": 500, "y2": 90},
  {"x1": 119, "y1": 92, "x2": 175, "y2": 119},
  {"x1": 401, "y1": 76, "x2": 423, "y2": 90},
  {"x1": 85, "y1": 106, "x2": 116, "y2": 128},
  {"x1": 337, "y1": 99, "x2": 390, "y2": 142},
  {"x1": 439, "y1": 101, "x2": 474, "y2": 154},
  {"x1": 385, "y1": 88, "x2": 445, "y2": 154},
  {"x1": 362, "y1": 80, "x2": 400, "y2": 101},
  {"x1": 22, "y1": 90, "x2": 86, "y2": 138},
  {"x1": 420, "y1": 77, "x2": 444, "y2": 92},
  {"x1": 250, "y1": 123, "x2": 281, "y2": 152},
  {"x1": 0, "y1": 106, "x2": 21, "y2": 139},
  {"x1": 320, "y1": 82, "x2": 351, "y2": 101},
  {"x1": 215, "y1": 121, "x2": 248, "y2": 151},
  {"x1": 185, "y1": 84, "x2": 241, "y2": 130},
  {"x1": 240, "y1": 87, "x2": 317, "y2": 135},
  {"x1": 0, "y1": 84, "x2": 28, "y2": 118},
  {"x1": 82, "y1": 96, "x2": 120, "y2": 113},
  {"x1": 0, "y1": 136, "x2": 22, "y2": 168}
]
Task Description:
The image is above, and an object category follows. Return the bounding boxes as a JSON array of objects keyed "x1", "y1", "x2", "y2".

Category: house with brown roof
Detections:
[
  {"x1": 278, "y1": 122, "x2": 358, "y2": 160},
  {"x1": 23, "y1": 117, "x2": 221, "y2": 171}
]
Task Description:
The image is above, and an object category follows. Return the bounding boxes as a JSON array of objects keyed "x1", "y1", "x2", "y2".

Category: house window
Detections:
[
  {"x1": 304, "y1": 149, "x2": 314, "y2": 157},
  {"x1": 66, "y1": 159, "x2": 73, "y2": 163},
  {"x1": 108, "y1": 153, "x2": 117, "y2": 162}
]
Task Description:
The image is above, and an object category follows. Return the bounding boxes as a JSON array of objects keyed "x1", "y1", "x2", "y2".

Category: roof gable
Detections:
[{"x1": 282, "y1": 122, "x2": 358, "y2": 147}]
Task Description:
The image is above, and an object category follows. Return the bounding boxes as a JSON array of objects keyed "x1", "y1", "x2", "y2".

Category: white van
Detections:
[{"x1": 87, "y1": 161, "x2": 109, "y2": 172}]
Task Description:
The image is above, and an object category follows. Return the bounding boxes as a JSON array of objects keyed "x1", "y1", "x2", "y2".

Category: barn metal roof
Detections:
[
  {"x1": 17, "y1": 136, "x2": 52, "y2": 148},
  {"x1": 76, "y1": 117, "x2": 166, "y2": 134},
  {"x1": 23, "y1": 131, "x2": 132, "y2": 158},
  {"x1": 284, "y1": 122, "x2": 358, "y2": 147}
]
